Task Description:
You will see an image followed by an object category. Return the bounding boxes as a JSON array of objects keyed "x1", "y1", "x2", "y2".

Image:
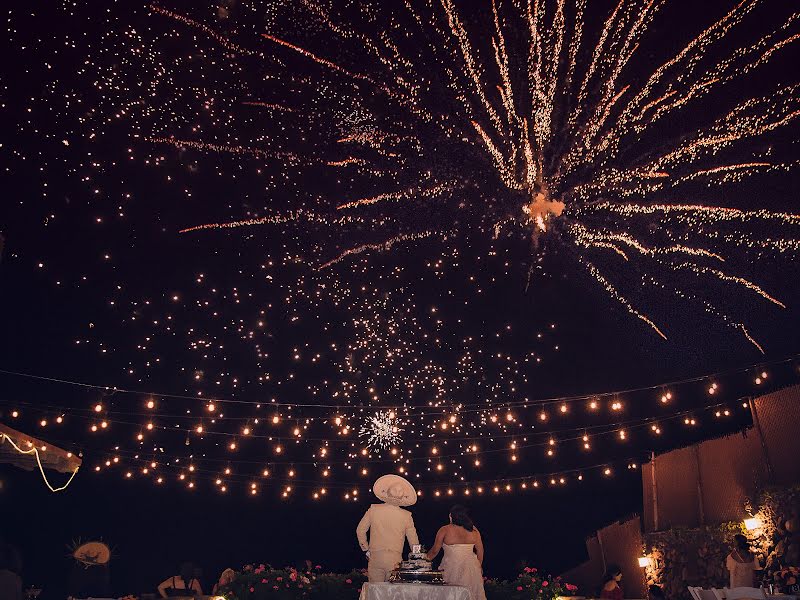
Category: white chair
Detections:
[
  {"x1": 688, "y1": 587, "x2": 703, "y2": 600},
  {"x1": 698, "y1": 589, "x2": 719, "y2": 600},
  {"x1": 719, "y1": 588, "x2": 767, "y2": 600}
]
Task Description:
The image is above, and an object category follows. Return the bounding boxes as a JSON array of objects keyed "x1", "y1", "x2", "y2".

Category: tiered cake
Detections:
[{"x1": 391, "y1": 545, "x2": 444, "y2": 584}]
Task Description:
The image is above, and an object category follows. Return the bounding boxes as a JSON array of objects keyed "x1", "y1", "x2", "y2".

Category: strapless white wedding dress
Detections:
[{"x1": 440, "y1": 544, "x2": 486, "y2": 600}]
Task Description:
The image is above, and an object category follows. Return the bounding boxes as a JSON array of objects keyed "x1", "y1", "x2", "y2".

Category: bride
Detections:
[{"x1": 426, "y1": 505, "x2": 486, "y2": 600}]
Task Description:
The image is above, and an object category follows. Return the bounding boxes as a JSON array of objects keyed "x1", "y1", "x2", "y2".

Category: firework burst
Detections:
[
  {"x1": 150, "y1": 0, "x2": 800, "y2": 349},
  {"x1": 359, "y1": 411, "x2": 403, "y2": 451},
  {"x1": 98, "y1": 0, "x2": 800, "y2": 350}
]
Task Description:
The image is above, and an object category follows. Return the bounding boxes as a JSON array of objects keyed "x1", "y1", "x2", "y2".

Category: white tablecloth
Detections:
[{"x1": 360, "y1": 582, "x2": 471, "y2": 600}]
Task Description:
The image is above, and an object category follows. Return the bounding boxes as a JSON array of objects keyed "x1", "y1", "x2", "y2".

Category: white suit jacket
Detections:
[{"x1": 356, "y1": 503, "x2": 419, "y2": 554}]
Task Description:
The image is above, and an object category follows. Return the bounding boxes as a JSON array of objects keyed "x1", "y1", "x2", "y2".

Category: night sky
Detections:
[{"x1": 1, "y1": 0, "x2": 799, "y2": 598}]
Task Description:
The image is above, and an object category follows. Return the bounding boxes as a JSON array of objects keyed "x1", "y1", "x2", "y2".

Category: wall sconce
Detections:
[
  {"x1": 744, "y1": 517, "x2": 762, "y2": 531},
  {"x1": 638, "y1": 556, "x2": 653, "y2": 568}
]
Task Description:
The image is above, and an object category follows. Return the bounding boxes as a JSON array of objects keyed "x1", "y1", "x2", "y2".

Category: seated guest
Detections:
[
  {"x1": 600, "y1": 565, "x2": 623, "y2": 600},
  {"x1": 649, "y1": 584, "x2": 666, "y2": 600},
  {"x1": 0, "y1": 543, "x2": 23, "y2": 600},
  {"x1": 726, "y1": 534, "x2": 761, "y2": 588},
  {"x1": 212, "y1": 568, "x2": 235, "y2": 595},
  {"x1": 158, "y1": 563, "x2": 203, "y2": 598}
]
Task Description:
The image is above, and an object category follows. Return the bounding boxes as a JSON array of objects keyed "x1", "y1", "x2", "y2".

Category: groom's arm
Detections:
[
  {"x1": 405, "y1": 513, "x2": 420, "y2": 547},
  {"x1": 356, "y1": 507, "x2": 372, "y2": 551}
]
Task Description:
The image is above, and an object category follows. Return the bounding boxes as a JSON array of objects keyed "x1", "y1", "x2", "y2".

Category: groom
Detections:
[{"x1": 356, "y1": 474, "x2": 420, "y2": 583}]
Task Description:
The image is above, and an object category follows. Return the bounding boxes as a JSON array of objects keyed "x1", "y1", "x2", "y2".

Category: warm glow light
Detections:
[
  {"x1": 638, "y1": 556, "x2": 652, "y2": 568},
  {"x1": 744, "y1": 517, "x2": 761, "y2": 531}
]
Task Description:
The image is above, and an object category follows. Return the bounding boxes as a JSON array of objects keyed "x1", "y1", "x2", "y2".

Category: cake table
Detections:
[{"x1": 359, "y1": 582, "x2": 471, "y2": 600}]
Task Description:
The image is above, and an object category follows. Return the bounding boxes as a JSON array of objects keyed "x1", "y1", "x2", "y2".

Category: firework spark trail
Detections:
[
  {"x1": 651, "y1": 88, "x2": 800, "y2": 170},
  {"x1": 563, "y1": 0, "x2": 587, "y2": 93},
  {"x1": 641, "y1": 275, "x2": 764, "y2": 352},
  {"x1": 179, "y1": 211, "x2": 372, "y2": 234},
  {"x1": 673, "y1": 263, "x2": 786, "y2": 308},
  {"x1": 586, "y1": 202, "x2": 800, "y2": 226},
  {"x1": 145, "y1": 136, "x2": 304, "y2": 164},
  {"x1": 609, "y1": 0, "x2": 756, "y2": 133},
  {"x1": 737, "y1": 325, "x2": 766, "y2": 354},
  {"x1": 297, "y1": 0, "x2": 425, "y2": 110},
  {"x1": 318, "y1": 231, "x2": 446, "y2": 270},
  {"x1": 260, "y1": 33, "x2": 390, "y2": 94},
  {"x1": 242, "y1": 101, "x2": 297, "y2": 114},
  {"x1": 579, "y1": 0, "x2": 659, "y2": 147},
  {"x1": 336, "y1": 182, "x2": 457, "y2": 211},
  {"x1": 583, "y1": 261, "x2": 667, "y2": 340},
  {"x1": 594, "y1": 5, "x2": 800, "y2": 162},
  {"x1": 472, "y1": 120, "x2": 524, "y2": 190},
  {"x1": 327, "y1": 158, "x2": 370, "y2": 168},
  {"x1": 568, "y1": 0, "x2": 626, "y2": 134},
  {"x1": 669, "y1": 162, "x2": 783, "y2": 186},
  {"x1": 149, "y1": 4, "x2": 265, "y2": 58},
  {"x1": 441, "y1": 0, "x2": 507, "y2": 138},
  {"x1": 491, "y1": 0, "x2": 518, "y2": 128},
  {"x1": 570, "y1": 223, "x2": 725, "y2": 262},
  {"x1": 629, "y1": 16, "x2": 800, "y2": 132}
]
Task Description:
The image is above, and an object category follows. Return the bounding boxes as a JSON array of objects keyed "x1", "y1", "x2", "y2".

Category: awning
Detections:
[{"x1": 0, "y1": 422, "x2": 82, "y2": 490}]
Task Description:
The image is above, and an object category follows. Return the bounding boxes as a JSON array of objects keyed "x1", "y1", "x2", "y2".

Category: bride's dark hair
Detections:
[{"x1": 450, "y1": 505, "x2": 474, "y2": 531}]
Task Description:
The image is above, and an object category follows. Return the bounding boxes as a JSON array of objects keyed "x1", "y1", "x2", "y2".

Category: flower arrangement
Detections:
[
  {"x1": 484, "y1": 568, "x2": 577, "y2": 600},
  {"x1": 218, "y1": 565, "x2": 366, "y2": 600},
  {"x1": 772, "y1": 566, "x2": 800, "y2": 593}
]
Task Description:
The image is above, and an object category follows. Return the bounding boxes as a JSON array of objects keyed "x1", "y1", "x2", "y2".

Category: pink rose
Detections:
[
  {"x1": 542, "y1": 581, "x2": 549, "y2": 587},
  {"x1": 273, "y1": 586, "x2": 279, "y2": 590},
  {"x1": 249, "y1": 587, "x2": 255, "y2": 593},
  {"x1": 290, "y1": 573, "x2": 298, "y2": 582},
  {"x1": 261, "y1": 579, "x2": 268, "y2": 584},
  {"x1": 316, "y1": 565, "x2": 322, "y2": 570},
  {"x1": 566, "y1": 584, "x2": 578, "y2": 592},
  {"x1": 346, "y1": 579, "x2": 352, "y2": 584},
  {"x1": 517, "y1": 587, "x2": 524, "y2": 591},
  {"x1": 277, "y1": 577, "x2": 283, "y2": 582}
]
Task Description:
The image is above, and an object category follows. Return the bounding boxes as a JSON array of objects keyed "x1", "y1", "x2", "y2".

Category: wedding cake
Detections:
[{"x1": 391, "y1": 545, "x2": 444, "y2": 584}]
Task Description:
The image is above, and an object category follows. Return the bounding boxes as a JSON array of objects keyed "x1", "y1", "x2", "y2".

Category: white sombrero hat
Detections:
[
  {"x1": 72, "y1": 541, "x2": 111, "y2": 566},
  {"x1": 373, "y1": 474, "x2": 417, "y2": 507}
]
